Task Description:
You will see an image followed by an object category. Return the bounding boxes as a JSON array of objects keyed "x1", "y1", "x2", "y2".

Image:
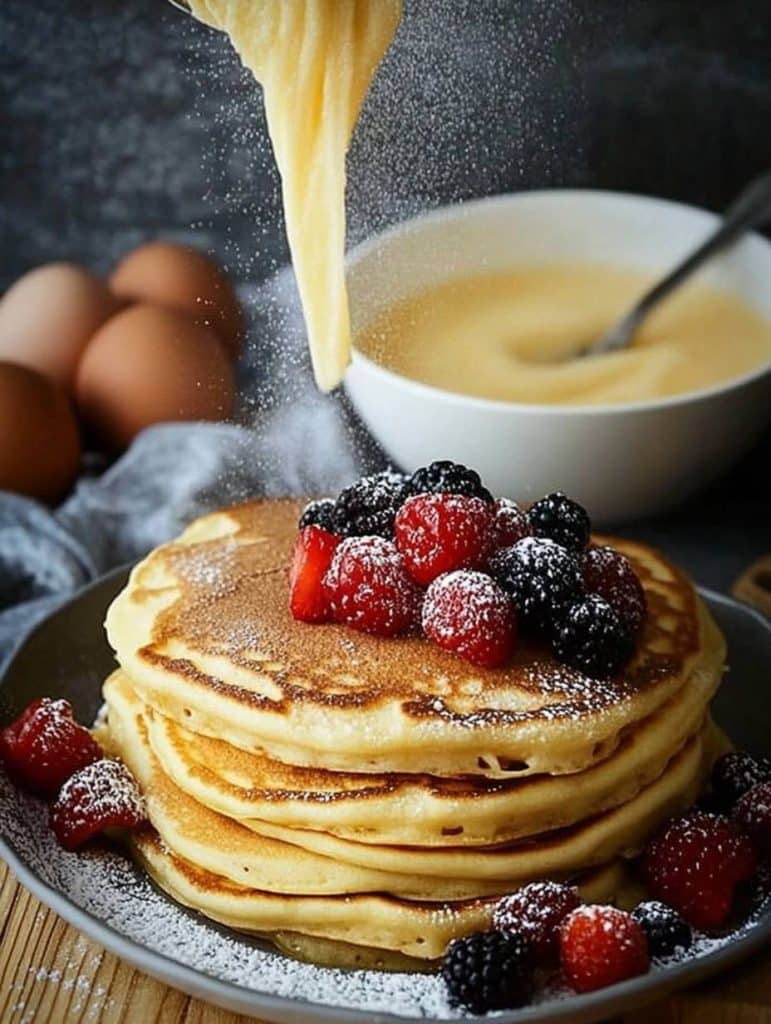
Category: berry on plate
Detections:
[
  {"x1": 50, "y1": 759, "x2": 146, "y2": 851},
  {"x1": 409, "y1": 460, "x2": 493, "y2": 503},
  {"x1": 583, "y1": 545, "x2": 647, "y2": 634},
  {"x1": 641, "y1": 811, "x2": 758, "y2": 929},
  {"x1": 323, "y1": 536, "x2": 420, "y2": 637},
  {"x1": 559, "y1": 905, "x2": 649, "y2": 993},
  {"x1": 441, "y1": 930, "x2": 532, "y2": 1014},
  {"x1": 422, "y1": 571, "x2": 516, "y2": 668},
  {"x1": 528, "y1": 492, "x2": 590, "y2": 553},
  {"x1": 632, "y1": 900, "x2": 692, "y2": 958},
  {"x1": 298, "y1": 498, "x2": 337, "y2": 533},
  {"x1": 551, "y1": 593, "x2": 633, "y2": 678},
  {"x1": 711, "y1": 751, "x2": 771, "y2": 813},
  {"x1": 395, "y1": 493, "x2": 495, "y2": 586},
  {"x1": 0, "y1": 698, "x2": 102, "y2": 797},
  {"x1": 733, "y1": 781, "x2": 771, "y2": 856},
  {"x1": 332, "y1": 471, "x2": 411, "y2": 538},
  {"x1": 490, "y1": 536, "x2": 584, "y2": 631},
  {"x1": 490, "y1": 498, "x2": 533, "y2": 550},
  {"x1": 492, "y1": 881, "x2": 581, "y2": 964},
  {"x1": 289, "y1": 526, "x2": 340, "y2": 623}
]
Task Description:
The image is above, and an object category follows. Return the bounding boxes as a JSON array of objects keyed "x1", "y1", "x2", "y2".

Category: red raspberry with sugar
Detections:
[
  {"x1": 421, "y1": 570, "x2": 516, "y2": 667},
  {"x1": 395, "y1": 493, "x2": 495, "y2": 586},
  {"x1": 733, "y1": 781, "x2": 771, "y2": 856},
  {"x1": 323, "y1": 536, "x2": 421, "y2": 637},
  {"x1": 491, "y1": 498, "x2": 533, "y2": 550},
  {"x1": 493, "y1": 881, "x2": 581, "y2": 964},
  {"x1": 50, "y1": 759, "x2": 146, "y2": 851},
  {"x1": 583, "y1": 545, "x2": 647, "y2": 634},
  {"x1": 560, "y1": 905, "x2": 649, "y2": 993}
]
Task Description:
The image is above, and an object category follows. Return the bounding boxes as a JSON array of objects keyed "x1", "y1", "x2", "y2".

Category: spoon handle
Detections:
[{"x1": 592, "y1": 169, "x2": 771, "y2": 354}]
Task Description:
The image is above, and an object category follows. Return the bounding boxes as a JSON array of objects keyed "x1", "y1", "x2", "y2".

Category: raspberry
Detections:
[
  {"x1": 641, "y1": 812, "x2": 758, "y2": 929},
  {"x1": 422, "y1": 571, "x2": 516, "y2": 668},
  {"x1": 323, "y1": 536, "x2": 420, "y2": 637},
  {"x1": 491, "y1": 498, "x2": 533, "y2": 550},
  {"x1": 332, "y1": 471, "x2": 411, "y2": 538},
  {"x1": 632, "y1": 900, "x2": 692, "y2": 958},
  {"x1": 492, "y1": 881, "x2": 581, "y2": 964},
  {"x1": 490, "y1": 537, "x2": 583, "y2": 631},
  {"x1": 712, "y1": 751, "x2": 771, "y2": 812},
  {"x1": 0, "y1": 698, "x2": 102, "y2": 797},
  {"x1": 395, "y1": 494, "x2": 495, "y2": 586},
  {"x1": 50, "y1": 759, "x2": 146, "y2": 851},
  {"x1": 298, "y1": 498, "x2": 337, "y2": 533},
  {"x1": 441, "y1": 931, "x2": 532, "y2": 1014},
  {"x1": 552, "y1": 594, "x2": 633, "y2": 678},
  {"x1": 289, "y1": 526, "x2": 341, "y2": 624},
  {"x1": 409, "y1": 460, "x2": 493, "y2": 503},
  {"x1": 583, "y1": 545, "x2": 647, "y2": 633},
  {"x1": 528, "y1": 492, "x2": 591, "y2": 552},
  {"x1": 733, "y1": 781, "x2": 771, "y2": 856},
  {"x1": 559, "y1": 905, "x2": 649, "y2": 993}
]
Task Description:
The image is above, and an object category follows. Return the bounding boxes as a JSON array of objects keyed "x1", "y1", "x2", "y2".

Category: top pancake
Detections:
[{"x1": 105, "y1": 500, "x2": 723, "y2": 778}]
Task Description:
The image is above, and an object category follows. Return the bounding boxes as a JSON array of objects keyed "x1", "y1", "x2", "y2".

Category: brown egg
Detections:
[
  {"x1": 75, "y1": 303, "x2": 235, "y2": 452},
  {"x1": 0, "y1": 263, "x2": 120, "y2": 390},
  {"x1": 0, "y1": 362, "x2": 81, "y2": 503},
  {"x1": 109, "y1": 241, "x2": 244, "y2": 357}
]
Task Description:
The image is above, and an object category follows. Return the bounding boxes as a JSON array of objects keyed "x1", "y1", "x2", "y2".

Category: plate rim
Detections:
[{"x1": 0, "y1": 572, "x2": 769, "y2": 1024}]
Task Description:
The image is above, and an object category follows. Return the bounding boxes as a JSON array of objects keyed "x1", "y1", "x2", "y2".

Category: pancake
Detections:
[
  {"x1": 133, "y1": 828, "x2": 630, "y2": 962},
  {"x1": 105, "y1": 499, "x2": 724, "y2": 778}
]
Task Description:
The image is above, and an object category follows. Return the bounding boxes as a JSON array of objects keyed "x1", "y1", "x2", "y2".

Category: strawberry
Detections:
[
  {"x1": 288, "y1": 526, "x2": 340, "y2": 623},
  {"x1": 50, "y1": 759, "x2": 146, "y2": 851}
]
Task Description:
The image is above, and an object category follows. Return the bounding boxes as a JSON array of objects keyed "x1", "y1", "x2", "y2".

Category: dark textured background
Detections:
[{"x1": 0, "y1": 0, "x2": 769, "y2": 589}]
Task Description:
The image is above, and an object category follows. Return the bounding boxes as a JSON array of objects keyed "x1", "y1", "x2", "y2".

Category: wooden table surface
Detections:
[{"x1": 1, "y1": 860, "x2": 770, "y2": 1024}]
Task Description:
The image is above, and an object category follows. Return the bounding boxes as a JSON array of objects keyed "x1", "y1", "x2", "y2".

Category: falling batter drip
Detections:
[{"x1": 188, "y1": 0, "x2": 402, "y2": 391}]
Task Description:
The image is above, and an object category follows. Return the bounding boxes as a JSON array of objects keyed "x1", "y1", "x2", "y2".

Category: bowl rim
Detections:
[{"x1": 345, "y1": 188, "x2": 771, "y2": 417}]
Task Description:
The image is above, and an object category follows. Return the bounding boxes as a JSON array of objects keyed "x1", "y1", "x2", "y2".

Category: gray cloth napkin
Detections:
[{"x1": 0, "y1": 269, "x2": 384, "y2": 670}]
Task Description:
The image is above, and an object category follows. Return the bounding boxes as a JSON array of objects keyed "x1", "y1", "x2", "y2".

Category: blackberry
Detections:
[
  {"x1": 332, "y1": 471, "x2": 411, "y2": 538},
  {"x1": 441, "y1": 931, "x2": 532, "y2": 1014},
  {"x1": 529, "y1": 491, "x2": 591, "y2": 552},
  {"x1": 298, "y1": 498, "x2": 337, "y2": 532},
  {"x1": 711, "y1": 751, "x2": 771, "y2": 813},
  {"x1": 632, "y1": 900, "x2": 692, "y2": 959},
  {"x1": 552, "y1": 594, "x2": 633, "y2": 677},
  {"x1": 490, "y1": 536, "x2": 584, "y2": 631},
  {"x1": 409, "y1": 460, "x2": 493, "y2": 503}
]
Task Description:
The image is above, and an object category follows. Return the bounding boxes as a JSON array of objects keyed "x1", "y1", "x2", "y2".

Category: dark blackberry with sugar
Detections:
[
  {"x1": 298, "y1": 498, "x2": 337, "y2": 533},
  {"x1": 332, "y1": 471, "x2": 411, "y2": 538},
  {"x1": 632, "y1": 900, "x2": 692, "y2": 959},
  {"x1": 552, "y1": 593, "x2": 633, "y2": 677},
  {"x1": 491, "y1": 536, "x2": 584, "y2": 631},
  {"x1": 409, "y1": 460, "x2": 493, "y2": 503},
  {"x1": 528, "y1": 491, "x2": 591, "y2": 552},
  {"x1": 441, "y1": 931, "x2": 532, "y2": 1014},
  {"x1": 711, "y1": 751, "x2": 771, "y2": 813}
]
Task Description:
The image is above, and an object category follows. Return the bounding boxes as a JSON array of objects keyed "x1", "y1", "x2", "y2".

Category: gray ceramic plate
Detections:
[{"x1": 0, "y1": 569, "x2": 769, "y2": 1024}]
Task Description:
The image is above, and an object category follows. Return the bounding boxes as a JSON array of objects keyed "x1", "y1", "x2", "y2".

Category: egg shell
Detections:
[
  {"x1": 0, "y1": 362, "x2": 81, "y2": 503},
  {"x1": 109, "y1": 241, "x2": 244, "y2": 357},
  {"x1": 0, "y1": 263, "x2": 120, "y2": 390},
  {"x1": 75, "y1": 303, "x2": 236, "y2": 452}
]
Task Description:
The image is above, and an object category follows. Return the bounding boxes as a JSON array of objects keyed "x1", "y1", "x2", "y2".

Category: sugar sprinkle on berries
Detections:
[
  {"x1": 712, "y1": 751, "x2": 771, "y2": 812},
  {"x1": 529, "y1": 491, "x2": 590, "y2": 553},
  {"x1": 560, "y1": 905, "x2": 649, "y2": 993},
  {"x1": 409, "y1": 460, "x2": 493, "y2": 503},
  {"x1": 552, "y1": 593, "x2": 633, "y2": 679},
  {"x1": 422, "y1": 570, "x2": 516, "y2": 668},
  {"x1": 395, "y1": 493, "x2": 495, "y2": 586},
  {"x1": 491, "y1": 536, "x2": 584, "y2": 631},
  {"x1": 493, "y1": 881, "x2": 581, "y2": 964},
  {"x1": 50, "y1": 759, "x2": 146, "y2": 852},
  {"x1": 583, "y1": 545, "x2": 647, "y2": 634},
  {"x1": 733, "y1": 781, "x2": 771, "y2": 856},
  {"x1": 632, "y1": 900, "x2": 692, "y2": 959}
]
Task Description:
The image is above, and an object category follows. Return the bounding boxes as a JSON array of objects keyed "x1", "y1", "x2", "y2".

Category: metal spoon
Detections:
[{"x1": 588, "y1": 169, "x2": 771, "y2": 356}]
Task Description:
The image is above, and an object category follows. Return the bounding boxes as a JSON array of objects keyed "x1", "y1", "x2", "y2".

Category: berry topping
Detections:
[
  {"x1": 490, "y1": 536, "x2": 584, "y2": 631},
  {"x1": 298, "y1": 498, "x2": 337, "y2": 533},
  {"x1": 50, "y1": 759, "x2": 146, "y2": 852},
  {"x1": 492, "y1": 881, "x2": 581, "y2": 964},
  {"x1": 711, "y1": 751, "x2": 771, "y2": 812},
  {"x1": 332, "y1": 471, "x2": 411, "y2": 538},
  {"x1": 395, "y1": 493, "x2": 495, "y2": 586},
  {"x1": 641, "y1": 811, "x2": 758, "y2": 929},
  {"x1": 0, "y1": 698, "x2": 102, "y2": 797},
  {"x1": 528, "y1": 491, "x2": 591, "y2": 552},
  {"x1": 409, "y1": 460, "x2": 493, "y2": 503},
  {"x1": 559, "y1": 905, "x2": 649, "y2": 993},
  {"x1": 632, "y1": 900, "x2": 692, "y2": 958},
  {"x1": 733, "y1": 781, "x2": 771, "y2": 856},
  {"x1": 441, "y1": 930, "x2": 532, "y2": 1014},
  {"x1": 289, "y1": 526, "x2": 341, "y2": 624},
  {"x1": 323, "y1": 536, "x2": 420, "y2": 637},
  {"x1": 551, "y1": 594, "x2": 634, "y2": 678},
  {"x1": 422, "y1": 571, "x2": 516, "y2": 668},
  {"x1": 491, "y1": 498, "x2": 533, "y2": 550},
  {"x1": 583, "y1": 545, "x2": 647, "y2": 633}
]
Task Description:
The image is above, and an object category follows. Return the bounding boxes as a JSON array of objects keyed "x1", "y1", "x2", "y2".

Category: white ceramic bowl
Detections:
[{"x1": 344, "y1": 190, "x2": 771, "y2": 524}]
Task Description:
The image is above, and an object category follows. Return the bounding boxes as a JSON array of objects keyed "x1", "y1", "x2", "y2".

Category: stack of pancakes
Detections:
[{"x1": 101, "y1": 500, "x2": 727, "y2": 968}]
